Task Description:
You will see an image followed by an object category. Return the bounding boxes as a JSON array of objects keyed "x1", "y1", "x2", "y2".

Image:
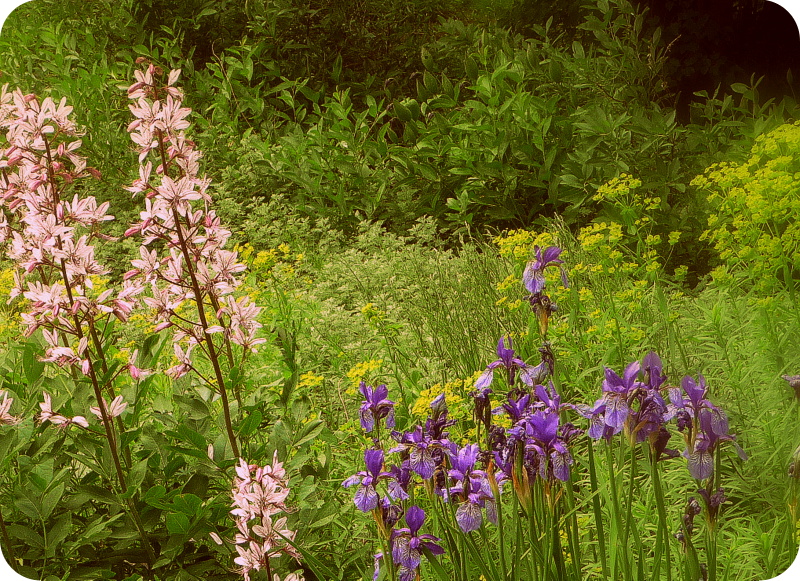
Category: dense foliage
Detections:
[{"x1": 0, "y1": 1, "x2": 797, "y2": 581}]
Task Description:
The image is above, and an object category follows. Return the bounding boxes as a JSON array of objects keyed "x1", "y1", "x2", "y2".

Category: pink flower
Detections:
[
  {"x1": 89, "y1": 395, "x2": 127, "y2": 420},
  {"x1": 38, "y1": 392, "x2": 89, "y2": 429},
  {"x1": 126, "y1": 349, "x2": 151, "y2": 380},
  {"x1": 216, "y1": 453, "x2": 300, "y2": 579},
  {"x1": 0, "y1": 390, "x2": 21, "y2": 425}
]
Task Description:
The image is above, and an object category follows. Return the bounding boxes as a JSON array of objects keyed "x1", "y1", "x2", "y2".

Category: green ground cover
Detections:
[{"x1": 0, "y1": 1, "x2": 797, "y2": 580}]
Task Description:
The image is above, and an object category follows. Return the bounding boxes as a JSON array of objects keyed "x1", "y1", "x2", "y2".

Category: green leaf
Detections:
[
  {"x1": 23, "y1": 342, "x2": 44, "y2": 385},
  {"x1": 275, "y1": 530, "x2": 338, "y2": 580},
  {"x1": 121, "y1": 458, "x2": 149, "y2": 498},
  {"x1": 173, "y1": 394, "x2": 210, "y2": 420},
  {"x1": 170, "y1": 493, "x2": 202, "y2": 516},
  {"x1": 42, "y1": 482, "x2": 65, "y2": 520},
  {"x1": 237, "y1": 410, "x2": 263, "y2": 437},
  {"x1": 393, "y1": 101, "x2": 412, "y2": 122},
  {"x1": 7, "y1": 524, "x2": 44, "y2": 549},
  {"x1": 731, "y1": 83, "x2": 749, "y2": 94},
  {"x1": 46, "y1": 513, "x2": 72, "y2": 557},
  {"x1": 465, "y1": 56, "x2": 479, "y2": 81},
  {"x1": 294, "y1": 419, "x2": 324, "y2": 447},
  {"x1": 421, "y1": 547, "x2": 451, "y2": 580},
  {"x1": 143, "y1": 485, "x2": 167, "y2": 506},
  {"x1": 423, "y1": 70, "x2": 439, "y2": 94},
  {"x1": 182, "y1": 473, "x2": 209, "y2": 497},
  {"x1": 165, "y1": 512, "x2": 190, "y2": 535}
]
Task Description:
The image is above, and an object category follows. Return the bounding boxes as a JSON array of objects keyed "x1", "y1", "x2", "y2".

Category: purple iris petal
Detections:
[
  {"x1": 476, "y1": 336, "x2": 537, "y2": 389},
  {"x1": 410, "y1": 446, "x2": 435, "y2": 479},
  {"x1": 405, "y1": 505, "x2": 425, "y2": 535},
  {"x1": 359, "y1": 382, "x2": 396, "y2": 433},
  {"x1": 365, "y1": 448, "x2": 384, "y2": 477},
  {"x1": 523, "y1": 245, "x2": 567, "y2": 294},
  {"x1": 681, "y1": 374, "x2": 708, "y2": 410},
  {"x1": 604, "y1": 396, "x2": 629, "y2": 430},
  {"x1": 456, "y1": 502, "x2": 482, "y2": 533},
  {"x1": 354, "y1": 483, "x2": 380, "y2": 512}
]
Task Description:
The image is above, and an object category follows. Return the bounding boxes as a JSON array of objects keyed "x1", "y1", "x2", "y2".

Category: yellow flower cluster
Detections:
[
  {"x1": 298, "y1": 372, "x2": 324, "y2": 389},
  {"x1": 241, "y1": 242, "x2": 307, "y2": 284},
  {"x1": 345, "y1": 359, "x2": 384, "y2": 394},
  {"x1": 494, "y1": 229, "x2": 556, "y2": 260},
  {"x1": 412, "y1": 378, "x2": 468, "y2": 418},
  {"x1": 692, "y1": 121, "x2": 800, "y2": 292},
  {"x1": 360, "y1": 302, "x2": 386, "y2": 322},
  {"x1": 592, "y1": 173, "x2": 642, "y2": 202}
]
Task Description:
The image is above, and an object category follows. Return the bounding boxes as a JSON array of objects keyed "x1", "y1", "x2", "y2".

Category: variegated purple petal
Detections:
[
  {"x1": 551, "y1": 450, "x2": 572, "y2": 482},
  {"x1": 687, "y1": 449, "x2": 714, "y2": 480},
  {"x1": 398, "y1": 566, "x2": 416, "y2": 581},
  {"x1": 388, "y1": 480, "x2": 410, "y2": 501},
  {"x1": 474, "y1": 369, "x2": 494, "y2": 389},
  {"x1": 360, "y1": 408, "x2": 375, "y2": 432},
  {"x1": 604, "y1": 396, "x2": 629, "y2": 430},
  {"x1": 485, "y1": 499, "x2": 498, "y2": 525},
  {"x1": 342, "y1": 473, "x2": 363, "y2": 488},
  {"x1": 456, "y1": 502, "x2": 483, "y2": 533},
  {"x1": 410, "y1": 448, "x2": 435, "y2": 479},
  {"x1": 354, "y1": 484, "x2": 379, "y2": 512}
]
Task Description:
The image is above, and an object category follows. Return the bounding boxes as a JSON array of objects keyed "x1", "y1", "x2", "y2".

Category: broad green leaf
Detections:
[
  {"x1": 42, "y1": 482, "x2": 65, "y2": 520},
  {"x1": 23, "y1": 342, "x2": 44, "y2": 385},
  {"x1": 7, "y1": 523, "x2": 44, "y2": 549},
  {"x1": 165, "y1": 512, "x2": 190, "y2": 535},
  {"x1": 237, "y1": 410, "x2": 263, "y2": 437},
  {"x1": 393, "y1": 101, "x2": 412, "y2": 122},
  {"x1": 294, "y1": 419, "x2": 324, "y2": 447}
]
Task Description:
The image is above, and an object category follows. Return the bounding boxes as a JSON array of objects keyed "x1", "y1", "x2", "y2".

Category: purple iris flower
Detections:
[
  {"x1": 446, "y1": 444, "x2": 496, "y2": 532},
  {"x1": 578, "y1": 361, "x2": 644, "y2": 439},
  {"x1": 391, "y1": 506, "x2": 445, "y2": 581},
  {"x1": 522, "y1": 245, "x2": 569, "y2": 294},
  {"x1": 493, "y1": 393, "x2": 532, "y2": 422},
  {"x1": 390, "y1": 425, "x2": 451, "y2": 480},
  {"x1": 378, "y1": 496, "x2": 403, "y2": 530},
  {"x1": 629, "y1": 387, "x2": 669, "y2": 443},
  {"x1": 342, "y1": 448, "x2": 392, "y2": 512},
  {"x1": 697, "y1": 487, "x2": 727, "y2": 524},
  {"x1": 359, "y1": 381, "x2": 395, "y2": 433},
  {"x1": 670, "y1": 374, "x2": 714, "y2": 417},
  {"x1": 524, "y1": 411, "x2": 573, "y2": 482},
  {"x1": 642, "y1": 351, "x2": 665, "y2": 390},
  {"x1": 387, "y1": 461, "x2": 412, "y2": 501},
  {"x1": 474, "y1": 336, "x2": 538, "y2": 389},
  {"x1": 425, "y1": 394, "x2": 456, "y2": 440},
  {"x1": 685, "y1": 408, "x2": 747, "y2": 479}
]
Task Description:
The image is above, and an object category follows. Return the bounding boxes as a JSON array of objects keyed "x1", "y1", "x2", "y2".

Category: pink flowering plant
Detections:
[
  {"x1": 0, "y1": 64, "x2": 322, "y2": 581},
  {"x1": 123, "y1": 61, "x2": 268, "y2": 459}
]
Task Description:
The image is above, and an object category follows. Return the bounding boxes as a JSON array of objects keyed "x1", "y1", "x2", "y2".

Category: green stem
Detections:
[
  {"x1": 587, "y1": 439, "x2": 610, "y2": 578},
  {"x1": 650, "y1": 453, "x2": 673, "y2": 581},
  {"x1": 606, "y1": 440, "x2": 629, "y2": 580},
  {"x1": 493, "y1": 484, "x2": 508, "y2": 579},
  {"x1": 624, "y1": 443, "x2": 639, "y2": 574}
]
